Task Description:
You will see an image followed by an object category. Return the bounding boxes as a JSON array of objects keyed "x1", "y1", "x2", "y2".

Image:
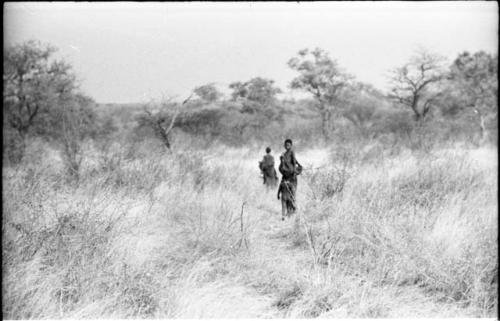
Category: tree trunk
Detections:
[
  {"x1": 422, "y1": 99, "x2": 432, "y2": 120},
  {"x1": 319, "y1": 106, "x2": 335, "y2": 139},
  {"x1": 411, "y1": 95, "x2": 423, "y2": 122},
  {"x1": 321, "y1": 112, "x2": 329, "y2": 139},
  {"x1": 143, "y1": 93, "x2": 192, "y2": 151},
  {"x1": 5, "y1": 129, "x2": 26, "y2": 164},
  {"x1": 327, "y1": 110, "x2": 334, "y2": 136},
  {"x1": 476, "y1": 109, "x2": 488, "y2": 144},
  {"x1": 157, "y1": 125, "x2": 171, "y2": 150},
  {"x1": 61, "y1": 111, "x2": 83, "y2": 181}
]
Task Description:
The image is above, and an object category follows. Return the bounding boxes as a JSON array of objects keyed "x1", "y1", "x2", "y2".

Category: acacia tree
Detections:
[
  {"x1": 4, "y1": 40, "x2": 77, "y2": 140},
  {"x1": 340, "y1": 82, "x2": 385, "y2": 138},
  {"x1": 138, "y1": 94, "x2": 193, "y2": 150},
  {"x1": 389, "y1": 49, "x2": 447, "y2": 122},
  {"x1": 449, "y1": 51, "x2": 498, "y2": 142},
  {"x1": 229, "y1": 77, "x2": 282, "y2": 105},
  {"x1": 193, "y1": 83, "x2": 222, "y2": 103},
  {"x1": 51, "y1": 94, "x2": 97, "y2": 180},
  {"x1": 3, "y1": 40, "x2": 97, "y2": 166},
  {"x1": 228, "y1": 77, "x2": 283, "y2": 135},
  {"x1": 288, "y1": 48, "x2": 353, "y2": 138}
]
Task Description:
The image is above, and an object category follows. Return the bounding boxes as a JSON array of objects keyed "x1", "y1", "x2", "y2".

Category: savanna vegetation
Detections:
[{"x1": 2, "y1": 40, "x2": 498, "y2": 318}]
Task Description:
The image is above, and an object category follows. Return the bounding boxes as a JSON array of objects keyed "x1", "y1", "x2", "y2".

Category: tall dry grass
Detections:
[
  {"x1": 280, "y1": 144, "x2": 497, "y2": 317},
  {"x1": 2, "y1": 137, "x2": 497, "y2": 318}
]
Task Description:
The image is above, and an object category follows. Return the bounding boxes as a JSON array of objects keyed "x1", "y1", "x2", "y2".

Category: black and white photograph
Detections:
[{"x1": 3, "y1": 1, "x2": 498, "y2": 318}]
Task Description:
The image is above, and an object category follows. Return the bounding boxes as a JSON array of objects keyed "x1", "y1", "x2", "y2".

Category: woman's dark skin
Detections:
[{"x1": 278, "y1": 139, "x2": 297, "y2": 220}]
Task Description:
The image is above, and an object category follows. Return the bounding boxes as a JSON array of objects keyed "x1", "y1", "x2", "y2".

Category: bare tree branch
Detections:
[
  {"x1": 140, "y1": 93, "x2": 194, "y2": 150},
  {"x1": 388, "y1": 49, "x2": 446, "y2": 121}
]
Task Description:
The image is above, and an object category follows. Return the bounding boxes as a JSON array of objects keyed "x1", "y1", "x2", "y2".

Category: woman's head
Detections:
[
  {"x1": 284, "y1": 139, "x2": 292, "y2": 151},
  {"x1": 266, "y1": 147, "x2": 271, "y2": 154}
]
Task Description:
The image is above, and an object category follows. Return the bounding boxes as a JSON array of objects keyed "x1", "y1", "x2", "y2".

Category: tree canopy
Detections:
[
  {"x1": 229, "y1": 77, "x2": 282, "y2": 105},
  {"x1": 4, "y1": 40, "x2": 78, "y2": 137},
  {"x1": 194, "y1": 83, "x2": 223, "y2": 103},
  {"x1": 288, "y1": 48, "x2": 353, "y2": 137}
]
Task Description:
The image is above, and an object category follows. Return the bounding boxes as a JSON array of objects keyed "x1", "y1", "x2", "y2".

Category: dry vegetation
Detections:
[
  {"x1": 2, "y1": 136, "x2": 497, "y2": 318},
  {"x1": 3, "y1": 40, "x2": 497, "y2": 319}
]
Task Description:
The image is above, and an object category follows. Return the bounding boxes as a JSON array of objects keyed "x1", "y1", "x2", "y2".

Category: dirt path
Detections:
[
  {"x1": 195, "y1": 146, "x2": 495, "y2": 317},
  {"x1": 226, "y1": 198, "x2": 477, "y2": 318},
  {"x1": 235, "y1": 202, "x2": 312, "y2": 317},
  {"x1": 155, "y1": 147, "x2": 486, "y2": 317}
]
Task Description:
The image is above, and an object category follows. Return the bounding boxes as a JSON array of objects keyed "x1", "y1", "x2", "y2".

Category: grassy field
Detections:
[{"x1": 2, "y1": 139, "x2": 497, "y2": 318}]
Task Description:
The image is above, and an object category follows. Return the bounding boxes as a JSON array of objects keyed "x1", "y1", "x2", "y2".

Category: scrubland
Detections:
[{"x1": 2, "y1": 137, "x2": 497, "y2": 318}]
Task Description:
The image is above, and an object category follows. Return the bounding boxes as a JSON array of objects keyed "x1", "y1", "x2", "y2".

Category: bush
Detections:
[{"x1": 3, "y1": 126, "x2": 25, "y2": 165}]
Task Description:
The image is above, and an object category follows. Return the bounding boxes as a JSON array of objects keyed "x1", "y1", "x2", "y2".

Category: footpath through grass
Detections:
[{"x1": 2, "y1": 143, "x2": 497, "y2": 318}]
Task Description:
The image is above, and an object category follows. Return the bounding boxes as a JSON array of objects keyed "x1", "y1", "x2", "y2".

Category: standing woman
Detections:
[
  {"x1": 277, "y1": 139, "x2": 302, "y2": 220},
  {"x1": 259, "y1": 147, "x2": 278, "y2": 189}
]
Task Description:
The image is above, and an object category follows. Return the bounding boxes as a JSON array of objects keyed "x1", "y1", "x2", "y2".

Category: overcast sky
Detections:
[{"x1": 4, "y1": 2, "x2": 498, "y2": 104}]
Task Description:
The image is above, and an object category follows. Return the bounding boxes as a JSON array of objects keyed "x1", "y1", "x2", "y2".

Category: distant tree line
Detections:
[{"x1": 4, "y1": 40, "x2": 498, "y2": 163}]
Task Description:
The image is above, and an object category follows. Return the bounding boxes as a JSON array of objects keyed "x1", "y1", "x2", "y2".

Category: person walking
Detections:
[
  {"x1": 277, "y1": 139, "x2": 302, "y2": 220},
  {"x1": 259, "y1": 147, "x2": 278, "y2": 189}
]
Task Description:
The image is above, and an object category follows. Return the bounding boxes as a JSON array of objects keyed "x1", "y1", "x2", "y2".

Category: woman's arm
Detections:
[{"x1": 291, "y1": 151, "x2": 299, "y2": 177}]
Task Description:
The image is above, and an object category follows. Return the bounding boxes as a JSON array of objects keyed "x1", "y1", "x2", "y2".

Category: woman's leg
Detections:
[
  {"x1": 290, "y1": 182, "x2": 297, "y2": 213},
  {"x1": 281, "y1": 198, "x2": 286, "y2": 220}
]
